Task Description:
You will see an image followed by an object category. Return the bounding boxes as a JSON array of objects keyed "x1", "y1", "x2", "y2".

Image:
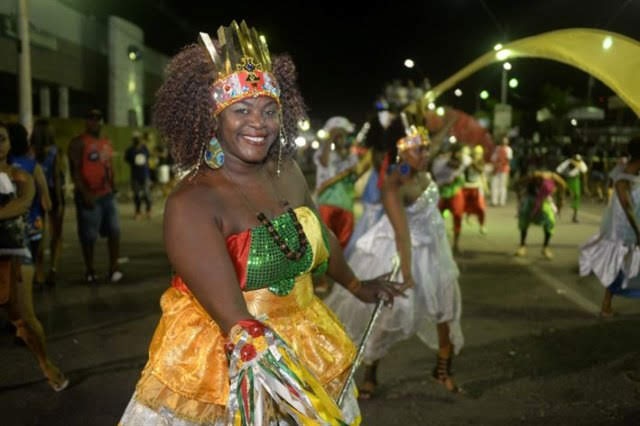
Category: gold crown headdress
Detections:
[
  {"x1": 396, "y1": 112, "x2": 430, "y2": 152},
  {"x1": 199, "y1": 20, "x2": 281, "y2": 116}
]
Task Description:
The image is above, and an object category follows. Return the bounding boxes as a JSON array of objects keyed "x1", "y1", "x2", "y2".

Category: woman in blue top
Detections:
[{"x1": 8, "y1": 123, "x2": 52, "y2": 286}]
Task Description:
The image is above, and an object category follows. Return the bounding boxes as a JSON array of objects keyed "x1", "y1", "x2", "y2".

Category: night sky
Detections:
[{"x1": 60, "y1": 0, "x2": 640, "y2": 125}]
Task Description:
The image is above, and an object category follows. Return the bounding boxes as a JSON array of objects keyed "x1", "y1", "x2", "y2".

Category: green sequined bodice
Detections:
[{"x1": 241, "y1": 207, "x2": 329, "y2": 296}]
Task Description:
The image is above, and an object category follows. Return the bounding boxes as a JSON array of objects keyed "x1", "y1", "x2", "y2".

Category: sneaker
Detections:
[
  {"x1": 110, "y1": 270, "x2": 124, "y2": 283},
  {"x1": 85, "y1": 272, "x2": 98, "y2": 285},
  {"x1": 542, "y1": 247, "x2": 554, "y2": 259},
  {"x1": 514, "y1": 246, "x2": 527, "y2": 257}
]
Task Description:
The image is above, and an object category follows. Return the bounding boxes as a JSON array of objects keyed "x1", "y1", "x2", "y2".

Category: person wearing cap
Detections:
[
  {"x1": 68, "y1": 109, "x2": 123, "y2": 284},
  {"x1": 314, "y1": 116, "x2": 360, "y2": 248}
]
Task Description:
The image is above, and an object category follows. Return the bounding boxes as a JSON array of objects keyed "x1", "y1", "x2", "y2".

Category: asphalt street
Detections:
[{"x1": 1, "y1": 194, "x2": 640, "y2": 426}]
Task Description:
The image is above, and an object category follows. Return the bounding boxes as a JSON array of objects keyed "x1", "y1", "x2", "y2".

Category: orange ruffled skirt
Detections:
[{"x1": 119, "y1": 274, "x2": 358, "y2": 425}]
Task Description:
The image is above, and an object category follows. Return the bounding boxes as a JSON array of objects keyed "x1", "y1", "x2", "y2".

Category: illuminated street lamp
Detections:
[
  {"x1": 454, "y1": 88, "x2": 463, "y2": 97},
  {"x1": 316, "y1": 129, "x2": 328, "y2": 140},
  {"x1": 404, "y1": 58, "x2": 415, "y2": 69},
  {"x1": 508, "y1": 78, "x2": 519, "y2": 89},
  {"x1": 502, "y1": 62, "x2": 512, "y2": 71},
  {"x1": 297, "y1": 119, "x2": 310, "y2": 131},
  {"x1": 480, "y1": 90, "x2": 490, "y2": 100}
]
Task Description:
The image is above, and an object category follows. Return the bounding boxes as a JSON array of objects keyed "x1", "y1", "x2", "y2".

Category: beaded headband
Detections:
[{"x1": 199, "y1": 20, "x2": 281, "y2": 116}]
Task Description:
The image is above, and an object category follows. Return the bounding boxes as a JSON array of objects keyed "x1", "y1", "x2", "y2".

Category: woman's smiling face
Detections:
[{"x1": 216, "y1": 96, "x2": 280, "y2": 165}]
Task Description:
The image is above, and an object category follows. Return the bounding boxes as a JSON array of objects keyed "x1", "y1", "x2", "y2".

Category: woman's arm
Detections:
[
  {"x1": 381, "y1": 172, "x2": 415, "y2": 290},
  {"x1": 33, "y1": 164, "x2": 52, "y2": 212},
  {"x1": 615, "y1": 179, "x2": 640, "y2": 244},
  {"x1": 292, "y1": 160, "x2": 402, "y2": 303},
  {"x1": 164, "y1": 186, "x2": 252, "y2": 334},
  {"x1": 0, "y1": 169, "x2": 35, "y2": 219}
]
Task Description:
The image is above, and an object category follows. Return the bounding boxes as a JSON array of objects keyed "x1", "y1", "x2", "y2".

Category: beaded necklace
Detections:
[{"x1": 223, "y1": 168, "x2": 309, "y2": 261}]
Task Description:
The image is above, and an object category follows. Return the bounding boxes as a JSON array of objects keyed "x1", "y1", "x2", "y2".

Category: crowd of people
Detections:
[{"x1": 1, "y1": 18, "x2": 638, "y2": 426}]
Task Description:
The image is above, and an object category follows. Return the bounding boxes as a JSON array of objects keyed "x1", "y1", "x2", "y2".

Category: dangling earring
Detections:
[
  {"x1": 277, "y1": 125, "x2": 286, "y2": 177},
  {"x1": 204, "y1": 136, "x2": 224, "y2": 169}
]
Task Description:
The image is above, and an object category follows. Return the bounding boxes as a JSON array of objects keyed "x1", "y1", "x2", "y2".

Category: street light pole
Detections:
[
  {"x1": 500, "y1": 68, "x2": 508, "y2": 104},
  {"x1": 17, "y1": 0, "x2": 32, "y2": 132}
]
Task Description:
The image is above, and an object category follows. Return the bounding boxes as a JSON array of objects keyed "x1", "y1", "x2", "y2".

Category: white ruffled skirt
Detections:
[
  {"x1": 579, "y1": 234, "x2": 640, "y2": 289},
  {"x1": 325, "y1": 211, "x2": 464, "y2": 363}
]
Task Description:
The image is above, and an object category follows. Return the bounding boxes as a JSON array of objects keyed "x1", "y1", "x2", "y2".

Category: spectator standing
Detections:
[
  {"x1": 125, "y1": 132, "x2": 152, "y2": 220},
  {"x1": 67, "y1": 109, "x2": 123, "y2": 284},
  {"x1": 30, "y1": 119, "x2": 66, "y2": 286},
  {"x1": 490, "y1": 136, "x2": 513, "y2": 206}
]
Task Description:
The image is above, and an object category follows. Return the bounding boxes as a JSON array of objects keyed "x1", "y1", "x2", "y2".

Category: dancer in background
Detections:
[
  {"x1": 432, "y1": 143, "x2": 470, "y2": 254},
  {"x1": 326, "y1": 117, "x2": 464, "y2": 399},
  {"x1": 314, "y1": 116, "x2": 359, "y2": 248},
  {"x1": 514, "y1": 170, "x2": 566, "y2": 259},
  {"x1": 463, "y1": 145, "x2": 488, "y2": 235},
  {"x1": 580, "y1": 137, "x2": 640, "y2": 317},
  {"x1": 344, "y1": 106, "x2": 396, "y2": 258},
  {"x1": 556, "y1": 150, "x2": 588, "y2": 223}
]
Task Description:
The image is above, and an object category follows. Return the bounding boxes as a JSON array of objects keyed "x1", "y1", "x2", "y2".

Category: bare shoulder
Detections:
[
  {"x1": 275, "y1": 157, "x2": 310, "y2": 204},
  {"x1": 165, "y1": 175, "x2": 221, "y2": 223}
]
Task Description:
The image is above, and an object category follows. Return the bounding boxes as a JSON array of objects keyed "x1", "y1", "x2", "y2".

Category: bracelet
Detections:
[{"x1": 345, "y1": 277, "x2": 362, "y2": 294}]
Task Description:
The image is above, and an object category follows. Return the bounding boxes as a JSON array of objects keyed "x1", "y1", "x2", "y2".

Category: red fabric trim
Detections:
[
  {"x1": 225, "y1": 229, "x2": 251, "y2": 290},
  {"x1": 170, "y1": 275, "x2": 190, "y2": 293}
]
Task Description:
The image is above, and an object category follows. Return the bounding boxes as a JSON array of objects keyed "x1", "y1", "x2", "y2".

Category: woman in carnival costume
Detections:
[
  {"x1": 343, "y1": 105, "x2": 397, "y2": 258},
  {"x1": 119, "y1": 21, "x2": 402, "y2": 426},
  {"x1": 580, "y1": 137, "x2": 640, "y2": 317},
  {"x1": 326, "y1": 116, "x2": 464, "y2": 398},
  {"x1": 513, "y1": 169, "x2": 566, "y2": 259}
]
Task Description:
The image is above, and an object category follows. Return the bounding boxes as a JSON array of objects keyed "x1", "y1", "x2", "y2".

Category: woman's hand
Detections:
[{"x1": 353, "y1": 273, "x2": 407, "y2": 307}]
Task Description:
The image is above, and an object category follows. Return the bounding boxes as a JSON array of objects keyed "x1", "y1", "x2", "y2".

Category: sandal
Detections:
[
  {"x1": 44, "y1": 365, "x2": 69, "y2": 392},
  {"x1": 358, "y1": 361, "x2": 379, "y2": 400},
  {"x1": 432, "y1": 355, "x2": 464, "y2": 394},
  {"x1": 358, "y1": 379, "x2": 377, "y2": 400}
]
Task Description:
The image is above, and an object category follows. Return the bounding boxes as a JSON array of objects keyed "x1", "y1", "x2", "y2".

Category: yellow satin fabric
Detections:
[
  {"x1": 133, "y1": 207, "x2": 356, "y2": 423},
  {"x1": 420, "y1": 28, "x2": 640, "y2": 117}
]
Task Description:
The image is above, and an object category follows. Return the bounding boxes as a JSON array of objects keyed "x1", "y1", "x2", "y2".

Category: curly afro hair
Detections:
[{"x1": 152, "y1": 43, "x2": 307, "y2": 172}]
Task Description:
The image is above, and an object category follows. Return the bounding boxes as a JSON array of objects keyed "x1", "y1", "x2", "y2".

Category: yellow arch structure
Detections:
[{"x1": 422, "y1": 28, "x2": 640, "y2": 117}]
